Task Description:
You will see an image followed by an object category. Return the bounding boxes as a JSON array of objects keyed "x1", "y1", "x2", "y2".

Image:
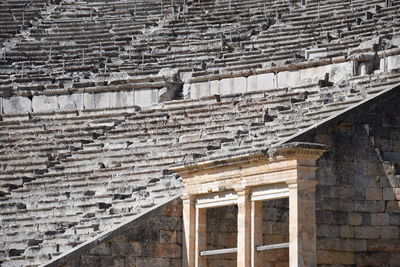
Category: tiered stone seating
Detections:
[
  {"x1": 0, "y1": 0, "x2": 398, "y2": 102},
  {"x1": 0, "y1": 69, "x2": 398, "y2": 266},
  {"x1": 1, "y1": 0, "x2": 400, "y2": 266},
  {"x1": 0, "y1": 0, "x2": 49, "y2": 45}
]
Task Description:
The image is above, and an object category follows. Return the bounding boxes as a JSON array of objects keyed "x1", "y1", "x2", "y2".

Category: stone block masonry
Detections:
[
  {"x1": 45, "y1": 197, "x2": 183, "y2": 267},
  {"x1": 293, "y1": 88, "x2": 400, "y2": 266}
]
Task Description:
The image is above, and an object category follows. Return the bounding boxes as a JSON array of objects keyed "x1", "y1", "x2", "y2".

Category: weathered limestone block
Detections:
[
  {"x1": 110, "y1": 241, "x2": 137, "y2": 257},
  {"x1": 220, "y1": 77, "x2": 246, "y2": 95},
  {"x1": 277, "y1": 70, "x2": 300, "y2": 88},
  {"x1": 380, "y1": 226, "x2": 400, "y2": 239},
  {"x1": 329, "y1": 62, "x2": 353, "y2": 83},
  {"x1": 83, "y1": 92, "x2": 109, "y2": 109},
  {"x1": 219, "y1": 78, "x2": 232, "y2": 95},
  {"x1": 299, "y1": 65, "x2": 327, "y2": 84},
  {"x1": 357, "y1": 251, "x2": 400, "y2": 266},
  {"x1": 317, "y1": 224, "x2": 341, "y2": 238},
  {"x1": 247, "y1": 75, "x2": 258, "y2": 92},
  {"x1": 208, "y1": 259, "x2": 237, "y2": 267},
  {"x1": 182, "y1": 83, "x2": 191, "y2": 98},
  {"x1": 88, "y1": 243, "x2": 111, "y2": 256},
  {"x1": 355, "y1": 226, "x2": 380, "y2": 239},
  {"x1": 317, "y1": 237, "x2": 367, "y2": 252},
  {"x1": 353, "y1": 173, "x2": 378, "y2": 188},
  {"x1": 209, "y1": 80, "x2": 220, "y2": 95},
  {"x1": 255, "y1": 73, "x2": 275, "y2": 91},
  {"x1": 127, "y1": 242, "x2": 143, "y2": 257},
  {"x1": 340, "y1": 225, "x2": 355, "y2": 238},
  {"x1": 305, "y1": 48, "x2": 327, "y2": 60},
  {"x1": 189, "y1": 83, "x2": 200, "y2": 99},
  {"x1": 32, "y1": 95, "x2": 58, "y2": 112},
  {"x1": 2, "y1": 96, "x2": 32, "y2": 114},
  {"x1": 190, "y1": 82, "x2": 209, "y2": 99},
  {"x1": 316, "y1": 210, "x2": 347, "y2": 225},
  {"x1": 58, "y1": 94, "x2": 84, "y2": 110},
  {"x1": 318, "y1": 198, "x2": 354, "y2": 212},
  {"x1": 367, "y1": 239, "x2": 400, "y2": 252},
  {"x1": 162, "y1": 204, "x2": 182, "y2": 217},
  {"x1": 135, "y1": 258, "x2": 170, "y2": 266},
  {"x1": 382, "y1": 188, "x2": 395, "y2": 200},
  {"x1": 365, "y1": 188, "x2": 383, "y2": 200},
  {"x1": 354, "y1": 200, "x2": 385, "y2": 213},
  {"x1": 151, "y1": 244, "x2": 181, "y2": 258},
  {"x1": 109, "y1": 91, "x2": 135, "y2": 107},
  {"x1": 80, "y1": 255, "x2": 112, "y2": 266},
  {"x1": 387, "y1": 54, "x2": 400, "y2": 71},
  {"x1": 231, "y1": 77, "x2": 247, "y2": 94},
  {"x1": 348, "y1": 213, "x2": 363, "y2": 226},
  {"x1": 371, "y1": 213, "x2": 389, "y2": 226},
  {"x1": 135, "y1": 88, "x2": 158, "y2": 107},
  {"x1": 386, "y1": 201, "x2": 400, "y2": 212},
  {"x1": 317, "y1": 251, "x2": 355, "y2": 265},
  {"x1": 159, "y1": 230, "x2": 177, "y2": 244}
]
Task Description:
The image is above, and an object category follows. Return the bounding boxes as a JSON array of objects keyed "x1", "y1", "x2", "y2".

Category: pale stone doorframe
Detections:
[{"x1": 172, "y1": 142, "x2": 328, "y2": 267}]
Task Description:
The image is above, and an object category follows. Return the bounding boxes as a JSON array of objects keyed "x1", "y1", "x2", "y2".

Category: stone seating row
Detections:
[
  {"x1": 0, "y1": 0, "x2": 48, "y2": 45},
  {"x1": 0, "y1": 0, "x2": 393, "y2": 98}
]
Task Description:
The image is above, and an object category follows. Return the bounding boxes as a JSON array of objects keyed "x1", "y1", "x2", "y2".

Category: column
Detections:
[
  {"x1": 195, "y1": 207, "x2": 207, "y2": 267},
  {"x1": 287, "y1": 180, "x2": 317, "y2": 267},
  {"x1": 182, "y1": 195, "x2": 195, "y2": 267},
  {"x1": 237, "y1": 189, "x2": 251, "y2": 267},
  {"x1": 251, "y1": 200, "x2": 263, "y2": 267}
]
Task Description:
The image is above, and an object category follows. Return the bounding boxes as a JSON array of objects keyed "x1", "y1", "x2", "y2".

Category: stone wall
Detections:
[
  {"x1": 0, "y1": 88, "x2": 162, "y2": 114},
  {"x1": 186, "y1": 52, "x2": 400, "y2": 100},
  {"x1": 186, "y1": 60, "x2": 353, "y2": 99},
  {"x1": 46, "y1": 198, "x2": 183, "y2": 267},
  {"x1": 206, "y1": 206, "x2": 238, "y2": 267},
  {"x1": 260, "y1": 199, "x2": 289, "y2": 266},
  {"x1": 295, "y1": 89, "x2": 400, "y2": 266}
]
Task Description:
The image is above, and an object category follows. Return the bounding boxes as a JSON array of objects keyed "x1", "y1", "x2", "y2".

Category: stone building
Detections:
[{"x1": 0, "y1": 0, "x2": 400, "y2": 266}]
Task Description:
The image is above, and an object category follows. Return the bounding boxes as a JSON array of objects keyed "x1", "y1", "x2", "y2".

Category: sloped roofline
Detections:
[
  {"x1": 276, "y1": 83, "x2": 400, "y2": 146},
  {"x1": 41, "y1": 195, "x2": 182, "y2": 267}
]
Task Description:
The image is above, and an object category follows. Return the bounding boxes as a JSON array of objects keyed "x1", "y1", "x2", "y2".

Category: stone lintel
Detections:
[{"x1": 172, "y1": 142, "x2": 328, "y2": 196}]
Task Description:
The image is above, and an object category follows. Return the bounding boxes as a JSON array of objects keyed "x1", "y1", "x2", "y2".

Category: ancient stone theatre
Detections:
[{"x1": 0, "y1": 0, "x2": 400, "y2": 266}]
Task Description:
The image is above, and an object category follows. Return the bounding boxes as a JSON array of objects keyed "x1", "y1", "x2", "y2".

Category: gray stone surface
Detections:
[
  {"x1": 32, "y1": 95, "x2": 59, "y2": 112},
  {"x1": 2, "y1": 96, "x2": 32, "y2": 114},
  {"x1": 109, "y1": 91, "x2": 135, "y2": 108},
  {"x1": 58, "y1": 94, "x2": 84, "y2": 110},
  {"x1": 135, "y1": 89, "x2": 158, "y2": 107}
]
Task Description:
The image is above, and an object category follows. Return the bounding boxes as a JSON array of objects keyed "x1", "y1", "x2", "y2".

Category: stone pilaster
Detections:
[
  {"x1": 195, "y1": 207, "x2": 207, "y2": 267},
  {"x1": 251, "y1": 200, "x2": 263, "y2": 267},
  {"x1": 287, "y1": 179, "x2": 317, "y2": 267},
  {"x1": 237, "y1": 188, "x2": 251, "y2": 267},
  {"x1": 182, "y1": 194, "x2": 195, "y2": 267}
]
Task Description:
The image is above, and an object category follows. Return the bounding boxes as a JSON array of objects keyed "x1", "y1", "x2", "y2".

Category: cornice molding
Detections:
[{"x1": 171, "y1": 142, "x2": 328, "y2": 180}]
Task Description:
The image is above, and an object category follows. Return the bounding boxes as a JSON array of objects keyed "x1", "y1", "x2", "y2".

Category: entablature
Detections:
[{"x1": 172, "y1": 142, "x2": 328, "y2": 196}]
